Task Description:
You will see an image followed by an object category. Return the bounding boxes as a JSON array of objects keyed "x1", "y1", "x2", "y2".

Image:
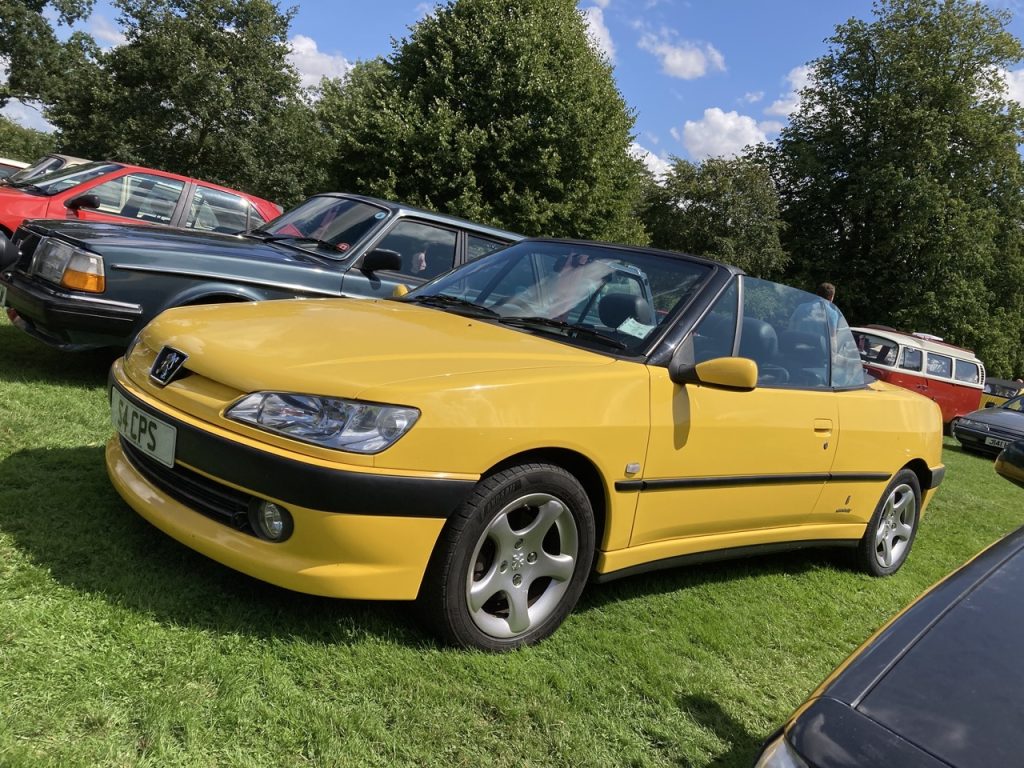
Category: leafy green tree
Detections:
[
  {"x1": 768, "y1": 0, "x2": 1024, "y2": 375},
  {"x1": 0, "y1": 115, "x2": 55, "y2": 159},
  {"x1": 319, "y1": 0, "x2": 648, "y2": 242},
  {"x1": 46, "y1": 0, "x2": 324, "y2": 207},
  {"x1": 640, "y1": 156, "x2": 787, "y2": 277},
  {"x1": 0, "y1": 0, "x2": 93, "y2": 107}
]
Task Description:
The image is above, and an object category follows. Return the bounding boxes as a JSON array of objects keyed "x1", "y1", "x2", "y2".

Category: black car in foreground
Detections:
[
  {"x1": 0, "y1": 193, "x2": 520, "y2": 350},
  {"x1": 951, "y1": 393, "x2": 1024, "y2": 456},
  {"x1": 754, "y1": 444, "x2": 1024, "y2": 767}
]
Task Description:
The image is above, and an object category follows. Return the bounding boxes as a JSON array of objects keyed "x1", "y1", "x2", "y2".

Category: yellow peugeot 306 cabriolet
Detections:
[{"x1": 106, "y1": 238, "x2": 945, "y2": 650}]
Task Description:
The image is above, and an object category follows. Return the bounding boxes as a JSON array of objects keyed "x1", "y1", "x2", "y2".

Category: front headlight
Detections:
[
  {"x1": 753, "y1": 733, "x2": 808, "y2": 768},
  {"x1": 226, "y1": 392, "x2": 420, "y2": 454},
  {"x1": 31, "y1": 237, "x2": 105, "y2": 292}
]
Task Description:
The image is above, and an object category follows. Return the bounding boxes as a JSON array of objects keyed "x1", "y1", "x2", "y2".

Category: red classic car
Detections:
[{"x1": 0, "y1": 160, "x2": 281, "y2": 264}]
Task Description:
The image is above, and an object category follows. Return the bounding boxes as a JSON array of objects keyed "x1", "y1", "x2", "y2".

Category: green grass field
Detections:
[{"x1": 1, "y1": 314, "x2": 1021, "y2": 768}]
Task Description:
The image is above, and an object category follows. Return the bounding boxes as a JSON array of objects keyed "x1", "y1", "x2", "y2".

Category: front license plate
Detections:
[
  {"x1": 985, "y1": 436, "x2": 1010, "y2": 450},
  {"x1": 111, "y1": 388, "x2": 177, "y2": 468},
  {"x1": 0, "y1": 283, "x2": 7, "y2": 308}
]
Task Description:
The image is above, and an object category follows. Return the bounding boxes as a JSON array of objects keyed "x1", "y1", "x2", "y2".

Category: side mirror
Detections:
[
  {"x1": 670, "y1": 354, "x2": 758, "y2": 391},
  {"x1": 66, "y1": 193, "x2": 101, "y2": 212},
  {"x1": 361, "y1": 248, "x2": 402, "y2": 273}
]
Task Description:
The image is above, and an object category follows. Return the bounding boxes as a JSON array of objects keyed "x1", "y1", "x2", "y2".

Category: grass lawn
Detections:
[{"x1": 1, "y1": 314, "x2": 1021, "y2": 768}]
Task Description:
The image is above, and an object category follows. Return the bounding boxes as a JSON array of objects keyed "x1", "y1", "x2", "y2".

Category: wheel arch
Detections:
[
  {"x1": 901, "y1": 458, "x2": 932, "y2": 494},
  {"x1": 486, "y1": 448, "x2": 609, "y2": 554}
]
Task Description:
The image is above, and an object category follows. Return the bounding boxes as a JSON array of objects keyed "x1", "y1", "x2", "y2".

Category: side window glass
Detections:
[
  {"x1": 927, "y1": 354, "x2": 952, "y2": 378},
  {"x1": 740, "y1": 276, "x2": 831, "y2": 389},
  {"x1": 954, "y1": 360, "x2": 980, "y2": 384},
  {"x1": 830, "y1": 315, "x2": 865, "y2": 388},
  {"x1": 900, "y1": 348, "x2": 923, "y2": 371},
  {"x1": 90, "y1": 173, "x2": 185, "y2": 224},
  {"x1": 186, "y1": 187, "x2": 252, "y2": 233},
  {"x1": 690, "y1": 280, "x2": 738, "y2": 365},
  {"x1": 467, "y1": 235, "x2": 508, "y2": 261},
  {"x1": 375, "y1": 220, "x2": 457, "y2": 280}
]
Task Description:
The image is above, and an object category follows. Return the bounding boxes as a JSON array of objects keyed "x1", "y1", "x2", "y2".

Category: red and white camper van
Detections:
[{"x1": 850, "y1": 326, "x2": 984, "y2": 426}]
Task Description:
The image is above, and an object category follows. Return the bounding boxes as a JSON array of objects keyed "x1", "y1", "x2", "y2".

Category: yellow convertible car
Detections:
[{"x1": 106, "y1": 238, "x2": 945, "y2": 650}]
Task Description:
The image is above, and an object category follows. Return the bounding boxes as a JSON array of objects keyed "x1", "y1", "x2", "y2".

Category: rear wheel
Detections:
[
  {"x1": 419, "y1": 463, "x2": 595, "y2": 650},
  {"x1": 856, "y1": 469, "x2": 920, "y2": 576}
]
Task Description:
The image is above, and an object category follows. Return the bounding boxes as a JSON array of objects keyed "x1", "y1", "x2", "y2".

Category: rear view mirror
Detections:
[
  {"x1": 66, "y1": 193, "x2": 101, "y2": 211},
  {"x1": 361, "y1": 249, "x2": 401, "y2": 273},
  {"x1": 985, "y1": 402, "x2": 995, "y2": 408}
]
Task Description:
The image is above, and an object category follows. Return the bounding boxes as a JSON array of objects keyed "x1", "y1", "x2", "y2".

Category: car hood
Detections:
[
  {"x1": 959, "y1": 404, "x2": 1024, "y2": 431},
  {"x1": 807, "y1": 526, "x2": 1024, "y2": 768},
  {"x1": 25, "y1": 220, "x2": 336, "y2": 268},
  {"x1": 138, "y1": 297, "x2": 615, "y2": 398}
]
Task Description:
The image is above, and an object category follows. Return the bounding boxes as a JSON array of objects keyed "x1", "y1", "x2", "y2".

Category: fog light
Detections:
[{"x1": 248, "y1": 499, "x2": 293, "y2": 542}]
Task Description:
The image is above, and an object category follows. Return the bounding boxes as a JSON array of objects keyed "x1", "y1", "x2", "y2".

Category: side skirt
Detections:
[{"x1": 591, "y1": 539, "x2": 859, "y2": 584}]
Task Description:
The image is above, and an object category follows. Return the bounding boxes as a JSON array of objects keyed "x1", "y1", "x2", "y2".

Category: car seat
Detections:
[{"x1": 598, "y1": 293, "x2": 655, "y2": 328}]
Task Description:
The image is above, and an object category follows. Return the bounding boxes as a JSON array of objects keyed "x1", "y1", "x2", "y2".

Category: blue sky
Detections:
[{"x1": 6, "y1": 0, "x2": 1024, "y2": 175}]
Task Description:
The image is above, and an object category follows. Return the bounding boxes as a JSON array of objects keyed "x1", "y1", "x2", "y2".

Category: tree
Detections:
[
  {"x1": 0, "y1": 0, "x2": 93, "y2": 107},
  {"x1": 0, "y1": 115, "x2": 55, "y2": 159},
  {"x1": 640, "y1": 156, "x2": 787, "y2": 277},
  {"x1": 318, "y1": 0, "x2": 648, "y2": 243},
  {"x1": 46, "y1": 0, "x2": 325, "y2": 207},
  {"x1": 768, "y1": 0, "x2": 1024, "y2": 375}
]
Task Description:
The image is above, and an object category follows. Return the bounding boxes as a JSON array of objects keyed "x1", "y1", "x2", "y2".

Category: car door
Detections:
[
  {"x1": 631, "y1": 276, "x2": 839, "y2": 546},
  {"x1": 342, "y1": 218, "x2": 459, "y2": 299},
  {"x1": 60, "y1": 171, "x2": 187, "y2": 227}
]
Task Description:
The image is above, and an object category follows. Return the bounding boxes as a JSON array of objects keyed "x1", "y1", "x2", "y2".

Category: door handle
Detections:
[{"x1": 813, "y1": 418, "x2": 834, "y2": 434}]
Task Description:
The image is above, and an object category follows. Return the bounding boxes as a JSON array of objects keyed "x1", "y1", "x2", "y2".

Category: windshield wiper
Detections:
[
  {"x1": 404, "y1": 294, "x2": 500, "y2": 318},
  {"x1": 496, "y1": 316, "x2": 628, "y2": 350},
  {"x1": 248, "y1": 233, "x2": 338, "y2": 249},
  {"x1": 10, "y1": 182, "x2": 44, "y2": 194}
]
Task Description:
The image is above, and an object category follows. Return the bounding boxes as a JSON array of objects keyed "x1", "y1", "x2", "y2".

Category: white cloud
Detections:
[
  {"x1": 591, "y1": 0, "x2": 611, "y2": 7},
  {"x1": 638, "y1": 30, "x2": 724, "y2": 80},
  {"x1": 741, "y1": 91, "x2": 764, "y2": 104},
  {"x1": 581, "y1": 6, "x2": 615, "y2": 62},
  {"x1": 681, "y1": 107, "x2": 769, "y2": 160},
  {"x1": 766, "y1": 65, "x2": 811, "y2": 117},
  {"x1": 630, "y1": 141, "x2": 672, "y2": 180},
  {"x1": 1001, "y1": 67, "x2": 1024, "y2": 103},
  {"x1": 90, "y1": 14, "x2": 126, "y2": 49},
  {"x1": 1, "y1": 99, "x2": 55, "y2": 133},
  {"x1": 288, "y1": 34, "x2": 352, "y2": 89}
]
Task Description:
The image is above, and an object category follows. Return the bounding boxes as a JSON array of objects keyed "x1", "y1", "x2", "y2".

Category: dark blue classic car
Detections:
[
  {"x1": 951, "y1": 393, "x2": 1024, "y2": 456},
  {"x1": 754, "y1": 443, "x2": 1024, "y2": 768},
  {"x1": 0, "y1": 193, "x2": 520, "y2": 350}
]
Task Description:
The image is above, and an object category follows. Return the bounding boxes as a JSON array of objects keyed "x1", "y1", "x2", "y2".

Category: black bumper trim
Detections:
[
  {"x1": 110, "y1": 375, "x2": 475, "y2": 518},
  {"x1": 2, "y1": 271, "x2": 141, "y2": 346}
]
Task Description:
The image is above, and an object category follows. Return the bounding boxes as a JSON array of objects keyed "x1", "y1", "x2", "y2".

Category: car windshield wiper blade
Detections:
[
  {"x1": 404, "y1": 294, "x2": 500, "y2": 318},
  {"x1": 250, "y1": 234, "x2": 338, "y2": 249},
  {"x1": 497, "y1": 316, "x2": 628, "y2": 350}
]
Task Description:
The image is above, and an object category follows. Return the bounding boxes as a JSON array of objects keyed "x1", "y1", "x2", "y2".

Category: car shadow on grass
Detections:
[
  {"x1": 0, "y1": 322, "x2": 120, "y2": 386},
  {"x1": 0, "y1": 444, "x2": 434, "y2": 649}
]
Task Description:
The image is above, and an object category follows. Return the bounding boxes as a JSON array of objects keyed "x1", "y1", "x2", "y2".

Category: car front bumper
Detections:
[
  {"x1": 1, "y1": 270, "x2": 141, "y2": 350},
  {"x1": 952, "y1": 421, "x2": 1021, "y2": 456},
  {"x1": 105, "y1": 365, "x2": 477, "y2": 600}
]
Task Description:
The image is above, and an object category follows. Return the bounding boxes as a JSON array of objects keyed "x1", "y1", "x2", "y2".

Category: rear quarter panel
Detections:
[{"x1": 813, "y1": 383, "x2": 943, "y2": 525}]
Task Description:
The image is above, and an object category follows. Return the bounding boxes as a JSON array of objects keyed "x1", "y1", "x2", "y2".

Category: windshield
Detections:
[
  {"x1": 405, "y1": 240, "x2": 712, "y2": 354},
  {"x1": 251, "y1": 195, "x2": 387, "y2": 258},
  {"x1": 1000, "y1": 395, "x2": 1024, "y2": 412},
  {"x1": 8, "y1": 161, "x2": 122, "y2": 195}
]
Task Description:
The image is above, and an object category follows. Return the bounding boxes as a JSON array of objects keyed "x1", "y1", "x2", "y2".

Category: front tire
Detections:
[
  {"x1": 856, "y1": 469, "x2": 920, "y2": 576},
  {"x1": 419, "y1": 463, "x2": 596, "y2": 651}
]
